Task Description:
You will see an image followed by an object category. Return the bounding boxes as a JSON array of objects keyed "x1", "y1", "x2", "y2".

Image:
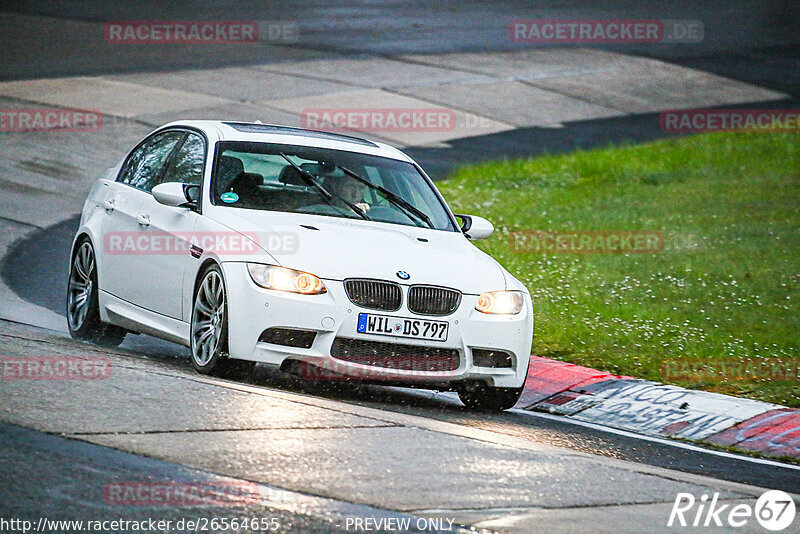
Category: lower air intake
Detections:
[
  {"x1": 259, "y1": 328, "x2": 316, "y2": 349},
  {"x1": 471, "y1": 348, "x2": 513, "y2": 368},
  {"x1": 330, "y1": 337, "x2": 459, "y2": 372}
]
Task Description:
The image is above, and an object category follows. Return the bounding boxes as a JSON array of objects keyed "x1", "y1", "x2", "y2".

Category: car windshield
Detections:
[{"x1": 211, "y1": 141, "x2": 457, "y2": 231}]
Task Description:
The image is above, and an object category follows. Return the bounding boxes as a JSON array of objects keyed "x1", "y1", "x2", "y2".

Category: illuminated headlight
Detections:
[
  {"x1": 475, "y1": 291, "x2": 524, "y2": 315},
  {"x1": 247, "y1": 264, "x2": 326, "y2": 295}
]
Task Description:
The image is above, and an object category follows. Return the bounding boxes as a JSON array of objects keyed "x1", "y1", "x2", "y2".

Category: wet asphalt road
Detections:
[
  {"x1": 0, "y1": 317, "x2": 798, "y2": 533},
  {"x1": 2, "y1": 423, "x2": 443, "y2": 534},
  {"x1": 2, "y1": 0, "x2": 799, "y2": 83}
]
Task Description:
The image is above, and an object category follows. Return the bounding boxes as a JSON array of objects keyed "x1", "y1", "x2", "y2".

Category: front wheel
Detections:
[
  {"x1": 66, "y1": 239, "x2": 126, "y2": 347},
  {"x1": 190, "y1": 265, "x2": 254, "y2": 378},
  {"x1": 456, "y1": 381, "x2": 524, "y2": 411}
]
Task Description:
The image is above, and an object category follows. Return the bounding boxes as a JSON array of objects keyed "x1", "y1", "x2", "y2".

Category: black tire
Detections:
[
  {"x1": 190, "y1": 264, "x2": 255, "y2": 379},
  {"x1": 66, "y1": 238, "x2": 127, "y2": 347},
  {"x1": 456, "y1": 381, "x2": 524, "y2": 411}
]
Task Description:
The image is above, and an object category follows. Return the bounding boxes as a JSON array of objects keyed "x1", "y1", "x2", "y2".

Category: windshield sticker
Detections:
[{"x1": 220, "y1": 192, "x2": 239, "y2": 203}]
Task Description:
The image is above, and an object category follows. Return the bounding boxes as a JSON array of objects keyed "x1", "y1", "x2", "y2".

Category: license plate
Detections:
[{"x1": 357, "y1": 313, "x2": 448, "y2": 342}]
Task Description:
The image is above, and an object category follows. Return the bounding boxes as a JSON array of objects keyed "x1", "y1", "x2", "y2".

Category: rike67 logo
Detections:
[{"x1": 669, "y1": 490, "x2": 796, "y2": 531}]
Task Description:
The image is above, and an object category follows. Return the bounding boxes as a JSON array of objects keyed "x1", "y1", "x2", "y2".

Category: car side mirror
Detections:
[
  {"x1": 454, "y1": 214, "x2": 494, "y2": 240},
  {"x1": 153, "y1": 182, "x2": 200, "y2": 212}
]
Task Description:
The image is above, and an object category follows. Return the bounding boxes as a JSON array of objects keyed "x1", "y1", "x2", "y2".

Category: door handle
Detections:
[
  {"x1": 136, "y1": 214, "x2": 151, "y2": 227},
  {"x1": 103, "y1": 199, "x2": 116, "y2": 212}
]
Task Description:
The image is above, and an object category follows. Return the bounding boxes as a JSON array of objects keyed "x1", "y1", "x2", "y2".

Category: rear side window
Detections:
[
  {"x1": 159, "y1": 133, "x2": 206, "y2": 186},
  {"x1": 118, "y1": 131, "x2": 184, "y2": 192}
]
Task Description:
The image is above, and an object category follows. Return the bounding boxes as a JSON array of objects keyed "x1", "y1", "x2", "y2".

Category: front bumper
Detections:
[{"x1": 222, "y1": 262, "x2": 533, "y2": 388}]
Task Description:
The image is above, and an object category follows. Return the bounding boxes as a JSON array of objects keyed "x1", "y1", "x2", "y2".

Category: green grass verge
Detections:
[{"x1": 438, "y1": 132, "x2": 800, "y2": 407}]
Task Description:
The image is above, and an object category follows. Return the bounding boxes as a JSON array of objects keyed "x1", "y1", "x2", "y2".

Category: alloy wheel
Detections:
[
  {"x1": 191, "y1": 270, "x2": 225, "y2": 366},
  {"x1": 67, "y1": 242, "x2": 95, "y2": 331}
]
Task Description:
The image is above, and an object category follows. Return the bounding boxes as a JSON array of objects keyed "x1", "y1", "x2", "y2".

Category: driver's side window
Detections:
[
  {"x1": 118, "y1": 131, "x2": 185, "y2": 192},
  {"x1": 158, "y1": 132, "x2": 206, "y2": 187}
]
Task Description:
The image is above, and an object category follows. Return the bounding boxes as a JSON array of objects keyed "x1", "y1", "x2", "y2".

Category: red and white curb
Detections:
[{"x1": 519, "y1": 356, "x2": 800, "y2": 460}]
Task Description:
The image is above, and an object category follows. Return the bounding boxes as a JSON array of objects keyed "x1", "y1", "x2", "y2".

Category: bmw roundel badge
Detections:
[{"x1": 396, "y1": 270, "x2": 410, "y2": 280}]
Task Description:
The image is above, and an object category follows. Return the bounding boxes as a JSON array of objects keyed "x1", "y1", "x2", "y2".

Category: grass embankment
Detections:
[{"x1": 439, "y1": 132, "x2": 800, "y2": 406}]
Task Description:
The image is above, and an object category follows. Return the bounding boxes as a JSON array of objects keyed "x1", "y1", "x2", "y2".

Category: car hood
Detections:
[{"x1": 211, "y1": 209, "x2": 507, "y2": 294}]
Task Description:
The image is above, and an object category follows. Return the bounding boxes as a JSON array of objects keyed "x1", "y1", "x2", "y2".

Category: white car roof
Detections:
[{"x1": 159, "y1": 120, "x2": 414, "y2": 163}]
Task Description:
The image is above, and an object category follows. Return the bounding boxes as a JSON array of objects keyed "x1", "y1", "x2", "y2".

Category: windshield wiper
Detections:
[
  {"x1": 336, "y1": 165, "x2": 434, "y2": 229},
  {"x1": 279, "y1": 153, "x2": 370, "y2": 221}
]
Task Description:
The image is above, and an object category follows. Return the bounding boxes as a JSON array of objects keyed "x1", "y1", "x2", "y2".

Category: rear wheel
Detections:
[
  {"x1": 190, "y1": 265, "x2": 254, "y2": 378},
  {"x1": 456, "y1": 381, "x2": 524, "y2": 411},
  {"x1": 66, "y1": 239, "x2": 126, "y2": 347}
]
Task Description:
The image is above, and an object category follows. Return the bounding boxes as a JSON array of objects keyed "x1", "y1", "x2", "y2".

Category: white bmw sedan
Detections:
[{"x1": 67, "y1": 121, "x2": 533, "y2": 410}]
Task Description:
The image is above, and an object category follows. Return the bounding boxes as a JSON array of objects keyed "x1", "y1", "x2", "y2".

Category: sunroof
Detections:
[{"x1": 222, "y1": 122, "x2": 378, "y2": 147}]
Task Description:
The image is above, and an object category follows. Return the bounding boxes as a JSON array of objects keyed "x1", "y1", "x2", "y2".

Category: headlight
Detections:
[
  {"x1": 475, "y1": 291, "x2": 524, "y2": 314},
  {"x1": 247, "y1": 263, "x2": 326, "y2": 294}
]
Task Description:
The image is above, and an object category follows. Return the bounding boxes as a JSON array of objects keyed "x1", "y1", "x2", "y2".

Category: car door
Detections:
[
  {"x1": 99, "y1": 130, "x2": 185, "y2": 307},
  {"x1": 130, "y1": 131, "x2": 206, "y2": 320}
]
